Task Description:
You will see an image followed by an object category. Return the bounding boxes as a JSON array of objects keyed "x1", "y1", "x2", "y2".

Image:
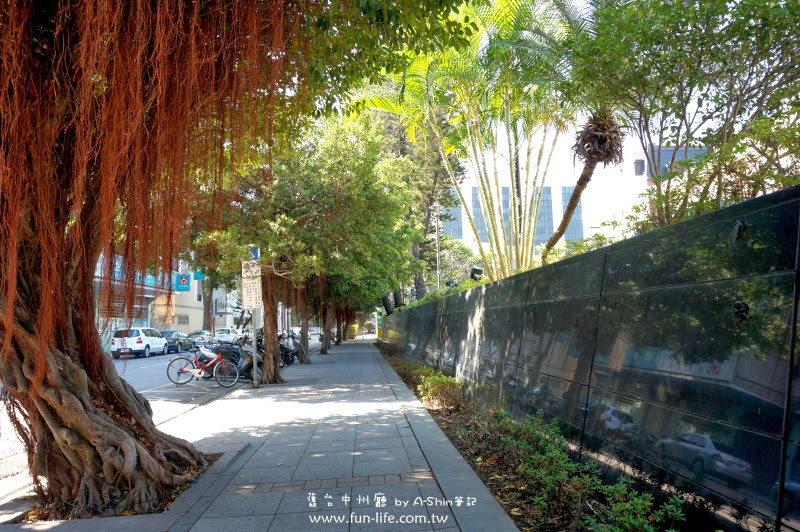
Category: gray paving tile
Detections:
[
  {"x1": 357, "y1": 429, "x2": 402, "y2": 439},
  {"x1": 253, "y1": 442, "x2": 307, "y2": 456},
  {"x1": 426, "y1": 505, "x2": 457, "y2": 530},
  {"x1": 171, "y1": 496, "x2": 214, "y2": 527},
  {"x1": 276, "y1": 487, "x2": 352, "y2": 513},
  {"x1": 355, "y1": 437, "x2": 404, "y2": 450},
  {"x1": 353, "y1": 447, "x2": 408, "y2": 463},
  {"x1": 268, "y1": 510, "x2": 349, "y2": 531},
  {"x1": 305, "y1": 439, "x2": 355, "y2": 452},
  {"x1": 202, "y1": 473, "x2": 236, "y2": 498},
  {"x1": 298, "y1": 450, "x2": 355, "y2": 466},
  {"x1": 201, "y1": 492, "x2": 284, "y2": 518},
  {"x1": 410, "y1": 458, "x2": 431, "y2": 472},
  {"x1": 244, "y1": 453, "x2": 302, "y2": 468},
  {"x1": 266, "y1": 434, "x2": 314, "y2": 444},
  {"x1": 189, "y1": 515, "x2": 273, "y2": 532},
  {"x1": 348, "y1": 505, "x2": 432, "y2": 532},
  {"x1": 455, "y1": 512, "x2": 518, "y2": 532},
  {"x1": 351, "y1": 483, "x2": 422, "y2": 508},
  {"x1": 291, "y1": 463, "x2": 353, "y2": 481},
  {"x1": 230, "y1": 466, "x2": 296, "y2": 484},
  {"x1": 311, "y1": 425, "x2": 357, "y2": 441},
  {"x1": 354, "y1": 459, "x2": 414, "y2": 476}
]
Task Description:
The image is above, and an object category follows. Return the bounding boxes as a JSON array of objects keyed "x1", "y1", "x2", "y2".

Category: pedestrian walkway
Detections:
[{"x1": 6, "y1": 337, "x2": 517, "y2": 531}]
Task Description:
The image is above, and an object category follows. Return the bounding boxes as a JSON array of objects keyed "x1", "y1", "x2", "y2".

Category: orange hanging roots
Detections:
[{"x1": 0, "y1": 0, "x2": 304, "y2": 518}]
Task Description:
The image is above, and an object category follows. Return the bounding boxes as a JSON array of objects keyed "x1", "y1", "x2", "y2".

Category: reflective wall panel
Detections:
[{"x1": 382, "y1": 186, "x2": 800, "y2": 529}]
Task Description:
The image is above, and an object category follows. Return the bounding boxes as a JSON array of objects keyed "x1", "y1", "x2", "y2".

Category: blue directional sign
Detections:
[{"x1": 173, "y1": 273, "x2": 191, "y2": 291}]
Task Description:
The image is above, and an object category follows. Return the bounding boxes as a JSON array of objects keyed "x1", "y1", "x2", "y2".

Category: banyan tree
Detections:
[{"x1": 0, "y1": 0, "x2": 473, "y2": 518}]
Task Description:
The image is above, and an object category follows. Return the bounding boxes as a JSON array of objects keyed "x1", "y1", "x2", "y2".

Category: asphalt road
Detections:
[{"x1": 0, "y1": 339, "x2": 321, "y2": 492}]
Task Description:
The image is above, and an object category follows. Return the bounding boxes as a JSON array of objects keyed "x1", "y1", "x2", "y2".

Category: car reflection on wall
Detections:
[
  {"x1": 441, "y1": 351, "x2": 455, "y2": 370},
  {"x1": 519, "y1": 386, "x2": 560, "y2": 413},
  {"x1": 657, "y1": 432, "x2": 753, "y2": 489}
]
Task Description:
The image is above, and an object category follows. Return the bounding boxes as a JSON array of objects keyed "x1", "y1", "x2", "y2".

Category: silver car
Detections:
[
  {"x1": 658, "y1": 432, "x2": 753, "y2": 488},
  {"x1": 213, "y1": 328, "x2": 241, "y2": 344},
  {"x1": 187, "y1": 329, "x2": 213, "y2": 347}
]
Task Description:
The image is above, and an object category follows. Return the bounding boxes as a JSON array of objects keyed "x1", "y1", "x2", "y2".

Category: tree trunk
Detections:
[
  {"x1": 1, "y1": 222, "x2": 203, "y2": 518},
  {"x1": 297, "y1": 301, "x2": 310, "y2": 364},
  {"x1": 540, "y1": 159, "x2": 598, "y2": 265},
  {"x1": 393, "y1": 290, "x2": 403, "y2": 309},
  {"x1": 411, "y1": 242, "x2": 426, "y2": 300},
  {"x1": 324, "y1": 304, "x2": 335, "y2": 351},
  {"x1": 334, "y1": 307, "x2": 342, "y2": 345},
  {"x1": 259, "y1": 273, "x2": 281, "y2": 384},
  {"x1": 235, "y1": 310, "x2": 251, "y2": 329},
  {"x1": 381, "y1": 295, "x2": 394, "y2": 316},
  {"x1": 320, "y1": 303, "x2": 329, "y2": 354},
  {"x1": 201, "y1": 279, "x2": 215, "y2": 331}
]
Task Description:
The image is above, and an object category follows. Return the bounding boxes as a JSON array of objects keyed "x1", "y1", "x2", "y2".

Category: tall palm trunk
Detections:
[
  {"x1": 540, "y1": 159, "x2": 597, "y2": 265},
  {"x1": 541, "y1": 111, "x2": 624, "y2": 265}
]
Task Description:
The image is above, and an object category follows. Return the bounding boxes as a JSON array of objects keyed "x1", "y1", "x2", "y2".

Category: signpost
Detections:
[{"x1": 242, "y1": 246, "x2": 262, "y2": 388}]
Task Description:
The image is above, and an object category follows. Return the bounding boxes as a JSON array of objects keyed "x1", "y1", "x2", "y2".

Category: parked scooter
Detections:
[
  {"x1": 227, "y1": 338, "x2": 264, "y2": 381},
  {"x1": 279, "y1": 331, "x2": 299, "y2": 366}
]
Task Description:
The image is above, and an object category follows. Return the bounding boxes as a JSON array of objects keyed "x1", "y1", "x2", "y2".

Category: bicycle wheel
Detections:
[
  {"x1": 167, "y1": 356, "x2": 195, "y2": 385},
  {"x1": 213, "y1": 359, "x2": 239, "y2": 387}
]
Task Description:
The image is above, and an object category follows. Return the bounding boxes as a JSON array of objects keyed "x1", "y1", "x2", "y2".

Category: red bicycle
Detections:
[{"x1": 166, "y1": 346, "x2": 239, "y2": 387}]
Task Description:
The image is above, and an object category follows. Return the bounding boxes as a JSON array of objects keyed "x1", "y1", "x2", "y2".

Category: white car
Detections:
[
  {"x1": 110, "y1": 328, "x2": 169, "y2": 359},
  {"x1": 213, "y1": 328, "x2": 242, "y2": 344}
]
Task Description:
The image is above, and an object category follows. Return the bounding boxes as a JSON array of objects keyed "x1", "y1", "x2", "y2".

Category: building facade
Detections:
[{"x1": 441, "y1": 135, "x2": 653, "y2": 258}]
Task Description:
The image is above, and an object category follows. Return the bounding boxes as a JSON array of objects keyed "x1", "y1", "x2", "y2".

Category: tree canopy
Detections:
[{"x1": 0, "y1": 0, "x2": 477, "y2": 518}]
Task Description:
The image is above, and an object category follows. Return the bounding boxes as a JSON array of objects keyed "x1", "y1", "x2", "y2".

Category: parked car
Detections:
[
  {"x1": 657, "y1": 432, "x2": 753, "y2": 488},
  {"x1": 583, "y1": 403, "x2": 636, "y2": 433},
  {"x1": 110, "y1": 328, "x2": 168, "y2": 359},
  {"x1": 188, "y1": 330, "x2": 213, "y2": 347},
  {"x1": 213, "y1": 328, "x2": 241, "y2": 344},
  {"x1": 519, "y1": 386, "x2": 560, "y2": 413},
  {"x1": 161, "y1": 330, "x2": 194, "y2": 353},
  {"x1": 98, "y1": 330, "x2": 114, "y2": 355}
]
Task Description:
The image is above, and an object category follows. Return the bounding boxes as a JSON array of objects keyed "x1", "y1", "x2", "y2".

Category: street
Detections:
[{"x1": 0, "y1": 339, "x2": 321, "y2": 502}]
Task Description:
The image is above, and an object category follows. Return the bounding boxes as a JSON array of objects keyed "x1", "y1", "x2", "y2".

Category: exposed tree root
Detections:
[{"x1": 1, "y1": 306, "x2": 205, "y2": 519}]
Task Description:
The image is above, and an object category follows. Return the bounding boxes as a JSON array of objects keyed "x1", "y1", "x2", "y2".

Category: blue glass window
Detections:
[
  {"x1": 561, "y1": 186, "x2": 584, "y2": 242},
  {"x1": 472, "y1": 187, "x2": 489, "y2": 243},
  {"x1": 534, "y1": 187, "x2": 553, "y2": 247},
  {"x1": 502, "y1": 187, "x2": 511, "y2": 240},
  {"x1": 442, "y1": 188, "x2": 462, "y2": 239}
]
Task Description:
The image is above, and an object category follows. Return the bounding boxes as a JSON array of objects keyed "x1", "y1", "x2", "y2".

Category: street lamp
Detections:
[{"x1": 429, "y1": 202, "x2": 442, "y2": 291}]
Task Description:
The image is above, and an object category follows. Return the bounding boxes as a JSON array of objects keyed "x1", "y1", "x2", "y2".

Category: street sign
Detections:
[
  {"x1": 173, "y1": 273, "x2": 191, "y2": 291},
  {"x1": 242, "y1": 276, "x2": 261, "y2": 309},
  {"x1": 242, "y1": 246, "x2": 262, "y2": 310}
]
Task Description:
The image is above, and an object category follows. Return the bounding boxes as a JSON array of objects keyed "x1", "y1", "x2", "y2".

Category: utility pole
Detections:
[{"x1": 429, "y1": 202, "x2": 442, "y2": 291}]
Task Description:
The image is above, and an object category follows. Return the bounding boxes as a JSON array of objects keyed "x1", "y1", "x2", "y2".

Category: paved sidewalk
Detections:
[{"x1": 7, "y1": 338, "x2": 517, "y2": 531}]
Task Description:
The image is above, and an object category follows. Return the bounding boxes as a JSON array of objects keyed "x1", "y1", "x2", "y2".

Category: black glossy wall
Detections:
[{"x1": 383, "y1": 186, "x2": 800, "y2": 530}]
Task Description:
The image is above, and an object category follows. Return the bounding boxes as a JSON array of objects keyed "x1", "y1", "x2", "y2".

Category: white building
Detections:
[{"x1": 441, "y1": 135, "x2": 651, "y2": 257}]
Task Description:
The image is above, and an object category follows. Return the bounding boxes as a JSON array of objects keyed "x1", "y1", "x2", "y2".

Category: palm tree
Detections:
[
  {"x1": 540, "y1": 109, "x2": 624, "y2": 264},
  {"x1": 362, "y1": 0, "x2": 576, "y2": 279}
]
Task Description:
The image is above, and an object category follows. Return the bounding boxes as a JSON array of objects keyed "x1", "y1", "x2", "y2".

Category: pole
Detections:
[
  {"x1": 435, "y1": 216, "x2": 441, "y2": 290},
  {"x1": 430, "y1": 202, "x2": 442, "y2": 291}
]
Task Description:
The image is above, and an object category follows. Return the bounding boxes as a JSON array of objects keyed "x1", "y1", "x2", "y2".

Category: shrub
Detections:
[
  {"x1": 417, "y1": 373, "x2": 463, "y2": 410},
  {"x1": 382, "y1": 352, "x2": 687, "y2": 530},
  {"x1": 393, "y1": 359, "x2": 436, "y2": 391}
]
